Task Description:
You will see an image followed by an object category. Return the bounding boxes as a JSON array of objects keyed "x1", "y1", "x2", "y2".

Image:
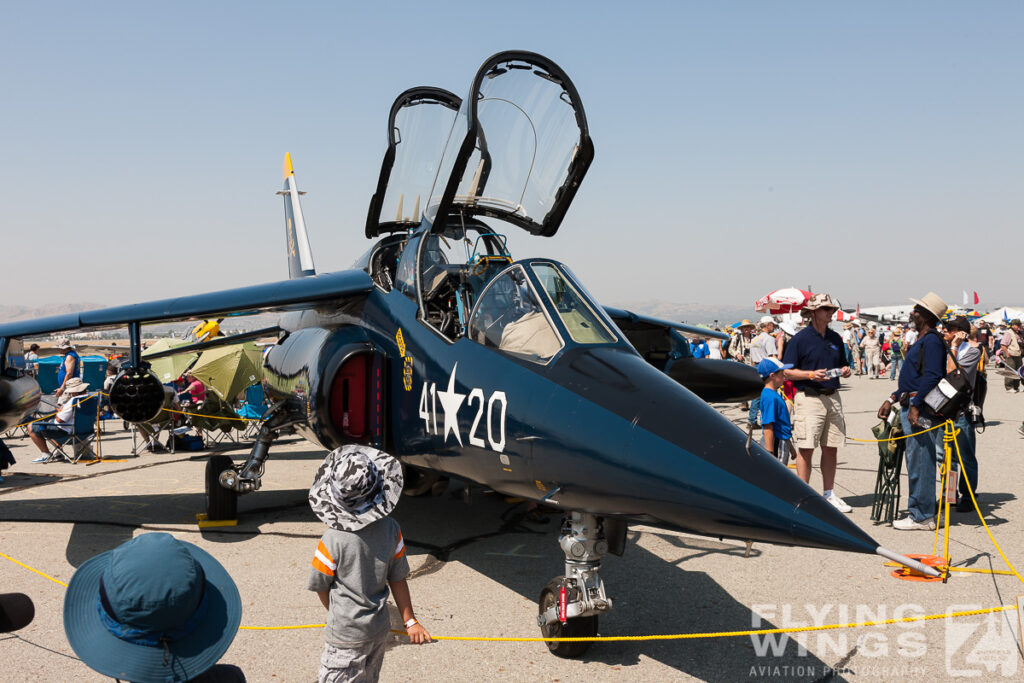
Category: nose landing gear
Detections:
[{"x1": 537, "y1": 512, "x2": 615, "y2": 658}]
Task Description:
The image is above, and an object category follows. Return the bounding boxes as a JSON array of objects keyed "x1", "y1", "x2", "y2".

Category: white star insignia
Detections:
[{"x1": 436, "y1": 363, "x2": 466, "y2": 445}]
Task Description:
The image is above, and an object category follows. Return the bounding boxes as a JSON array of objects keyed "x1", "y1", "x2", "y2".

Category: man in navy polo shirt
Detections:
[
  {"x1": 782, "y1": 293, "x2": 853, "y2": 512},
  {"x1": 876, "y1": 292, "x2": 947, "y2": 530}
]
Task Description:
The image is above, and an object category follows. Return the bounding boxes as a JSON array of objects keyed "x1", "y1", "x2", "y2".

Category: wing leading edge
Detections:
[{"x1": 0, "y1": 269, "x2": 373, "y2": 340}]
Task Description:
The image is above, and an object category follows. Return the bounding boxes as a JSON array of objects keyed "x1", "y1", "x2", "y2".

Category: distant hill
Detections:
[
  {"x1": 607, "y1": 300, "x2": 760, "y2": 328},
  {"x1": 0, "y1": 302, "x2": 105, "y2": 324},
  {"x1": 0, "y1": 303, "x2": 278, "y2": 338}
]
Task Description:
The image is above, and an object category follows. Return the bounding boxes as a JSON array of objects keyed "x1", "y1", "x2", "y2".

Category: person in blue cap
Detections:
[
  {"x1": 757, "y1": 358, "x2": 794, "y2": 465},
  {"x1": 63, "y1": 532, "x2": 244, "y2": 682}
]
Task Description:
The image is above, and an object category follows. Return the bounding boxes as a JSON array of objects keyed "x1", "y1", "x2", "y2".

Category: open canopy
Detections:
[
  {"x1": 425, "y1": 51, "x2": 594, "y2": 238},
  {"x1": 365, "y1": 87, "x2": 462, "y2": 238}
]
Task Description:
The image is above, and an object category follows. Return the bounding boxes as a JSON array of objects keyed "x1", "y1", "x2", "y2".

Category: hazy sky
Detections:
[{"x1": 3, "y1": 2, "x2": 1021, "y2": 311}]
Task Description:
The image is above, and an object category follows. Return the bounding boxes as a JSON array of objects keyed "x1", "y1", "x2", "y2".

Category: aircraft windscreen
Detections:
[
  {"x1": 427, "y1": 55, "x2": 589, "y2": 235},
  {"x1": 468, "y1": 265, "x2": 563, "y2": 363},
  {"x1": 531, "y1": 262, "x2": 616, "y2": 345}
]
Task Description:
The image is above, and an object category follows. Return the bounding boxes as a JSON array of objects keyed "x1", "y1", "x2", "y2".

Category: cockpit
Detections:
[{"x1": 361, "y1": 51, "x2": 603, "y2": 363}]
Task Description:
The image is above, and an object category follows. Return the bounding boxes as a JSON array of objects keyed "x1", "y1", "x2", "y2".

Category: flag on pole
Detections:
[
  {"x1": 974, "y1": 291, "x2": 979, "y2": 305},
  {"x1": 963, "y1": 290, "x2": 969, "y2": 306}
]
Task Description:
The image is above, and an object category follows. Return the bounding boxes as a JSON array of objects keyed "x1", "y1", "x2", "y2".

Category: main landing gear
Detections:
[
  {"x1": 537, "y1": 512, "x2": 625, "y2": 658},
  {"x1": 205, "y1": 403, "x2": 295, "y2": 520}
]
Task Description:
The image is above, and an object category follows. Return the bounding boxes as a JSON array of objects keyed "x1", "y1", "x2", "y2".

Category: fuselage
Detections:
[{"x1": 262, "y1": 269, "x2": 877, "y2": 557}]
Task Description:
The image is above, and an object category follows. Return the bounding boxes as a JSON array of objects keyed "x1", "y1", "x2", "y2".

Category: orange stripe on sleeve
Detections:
[
  {"x1": 317, "y1": 540, "x2": 334, "y2": 564},
  {"x1": 393, "y1": 531, "x2": 406, "y2": 560},
  {"x1": 312, "y1": 556, "x2": 334, "y2": 576}
]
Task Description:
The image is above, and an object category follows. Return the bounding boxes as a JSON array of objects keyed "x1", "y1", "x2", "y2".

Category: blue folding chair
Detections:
[
  {"x1": 237, "y1": 384, "x2": 268, "y2": 439},
  {"x1": 37, "y1": 395, "x2": 99, "y2": 463}
]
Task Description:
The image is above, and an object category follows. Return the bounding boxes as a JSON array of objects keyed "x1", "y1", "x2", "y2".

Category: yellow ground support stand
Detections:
[{"x1": 196, "y1": 512, "x2": 237, "y2": 528}]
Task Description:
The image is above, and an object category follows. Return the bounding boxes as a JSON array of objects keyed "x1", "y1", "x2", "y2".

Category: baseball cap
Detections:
[{"x1": 757, "y1": 358, "x2": 793, "y2": 378}]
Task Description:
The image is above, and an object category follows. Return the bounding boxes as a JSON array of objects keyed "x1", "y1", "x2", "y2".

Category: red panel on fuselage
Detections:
[{"x1": 330, "y1": 354, "x2": 368, "y2": 439}]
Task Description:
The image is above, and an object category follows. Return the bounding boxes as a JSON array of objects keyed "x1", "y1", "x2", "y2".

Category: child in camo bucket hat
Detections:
[
  {"x1": 307, "y1": 445, "x2": 430, "y2": 682},
  {"x1": 308, "y1": 445, "x2": 404, "y2": 531}
]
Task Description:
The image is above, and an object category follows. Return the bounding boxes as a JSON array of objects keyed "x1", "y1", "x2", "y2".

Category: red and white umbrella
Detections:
[{"x1": 755, "y1": 288, "x2": 813, "y2": 314}]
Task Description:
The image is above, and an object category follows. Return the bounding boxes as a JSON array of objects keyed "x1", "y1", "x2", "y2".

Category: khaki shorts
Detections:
[{"x1": 792, "y1": 391, "x2": 846, "y2": 450}]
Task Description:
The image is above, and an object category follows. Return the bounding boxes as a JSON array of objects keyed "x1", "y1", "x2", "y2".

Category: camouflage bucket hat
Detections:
[{"x1": 309, "y1": 445, "x2": 404, "y2": 532}]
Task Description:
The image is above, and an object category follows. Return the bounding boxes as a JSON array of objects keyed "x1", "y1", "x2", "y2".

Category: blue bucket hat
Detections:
[{"x1": 63, "y1": 533, "x2": 241, "y2": 683}]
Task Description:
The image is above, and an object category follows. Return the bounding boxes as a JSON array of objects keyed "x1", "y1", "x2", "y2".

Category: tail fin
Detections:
[{"x1": 277, "y1": 153, "x2": 316, "y2": 279}]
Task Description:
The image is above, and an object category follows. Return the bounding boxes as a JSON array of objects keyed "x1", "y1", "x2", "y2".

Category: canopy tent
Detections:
[
  {"x1": 979, "y1": 307, "x2": 1024, "y2": 324},
  {"x1": 142, "y1": 339, "x2": 199, "y2": 384},
  {"x1": 189, "y1": 342, "x2": 262, "y2": 402}
]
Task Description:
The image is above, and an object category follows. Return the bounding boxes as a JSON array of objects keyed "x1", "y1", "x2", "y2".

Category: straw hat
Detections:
[
  {"x1": 738, "y1": 319, "x2": 755, "y2": 329},
  {"x1": 908, "y1": 292, "x2": 947, "y2": 321},
  {"x1": 63, "y1": 377, "x2": 90, "y2": 394}
]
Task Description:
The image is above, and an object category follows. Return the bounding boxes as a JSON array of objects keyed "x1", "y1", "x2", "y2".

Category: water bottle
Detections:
[{"x1": 822, "y1": 368, "x2": 842, "y2": 379}]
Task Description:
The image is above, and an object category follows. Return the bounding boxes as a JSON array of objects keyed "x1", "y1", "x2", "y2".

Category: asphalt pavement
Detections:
[{"x1": 2, "y1": 373, "x2": 1022, "y2": 681}]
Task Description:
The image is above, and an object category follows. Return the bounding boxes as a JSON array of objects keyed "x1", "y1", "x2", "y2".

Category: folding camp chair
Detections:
[
  {"x1": 130, "y1": 386, "x2": 180, "y2": 455},
  {"x1": 38, "y1": 395, "x2": 100, "y2": 463},
  {"x1": 236, "y1": 384, "x2": 268, "y2": 439},
  {"x1": 190, "y1": 394, "x2": 239, "y2": 447}
]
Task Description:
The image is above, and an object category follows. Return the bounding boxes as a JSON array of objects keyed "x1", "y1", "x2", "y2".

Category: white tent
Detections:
[{"x1": 980, "y1": 307, "x2": 1024, "y2": 324}]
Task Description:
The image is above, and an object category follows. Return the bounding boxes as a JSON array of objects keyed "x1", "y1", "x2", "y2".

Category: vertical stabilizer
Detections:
[{"x1": 278, "y1": 153, "x2": 316, "y2": 279}]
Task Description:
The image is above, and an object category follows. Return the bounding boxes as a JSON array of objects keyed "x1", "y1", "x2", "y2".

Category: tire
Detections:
[
  {"x1": 205, "y1": 454, "x2": 238, "y2": 521},
  {"x1": 538, "y1": 577, "x2": 597, "y2": 658}
]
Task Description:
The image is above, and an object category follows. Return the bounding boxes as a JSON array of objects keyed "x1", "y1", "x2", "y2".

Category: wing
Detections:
[
  {"x1": 0, "y1": 270, "x2": 372, "y2": 341},
  {"x1": 603, "y1": 306, "x2": 760, "y2": 403},
  {"x1": 603, "y1": 307, "x2": 729, "y2": 341}
]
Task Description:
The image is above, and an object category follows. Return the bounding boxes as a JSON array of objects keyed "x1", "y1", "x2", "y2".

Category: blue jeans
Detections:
[
  {"x1": 749, "y1": 396, "x2": 761, "y2": 425},
  {"x1": 901, "y1": 407, "x2": 939, "y2": 522},
  {"x1": 845, "y1": 345, "x2": 854, "y2": 367},
  {"x1": 953, "y1": 414, "x2": 978, "y2": 500},
  {"x1": 889, "y1": 358, "x2": 902, "y2": 380}
]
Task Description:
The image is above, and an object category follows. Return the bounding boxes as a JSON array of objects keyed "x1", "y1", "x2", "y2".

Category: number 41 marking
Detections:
[{"x1": 420, "y1": 381, "x2": 506, "y2": 452}]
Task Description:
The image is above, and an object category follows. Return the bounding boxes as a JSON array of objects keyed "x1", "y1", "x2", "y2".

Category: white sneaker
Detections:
[
  {"x1": 892, "y1": 516, "x2": 936, "y2": 531},
  {"x1": 31, "y1": 455, "x2": 49, "y2": 463},
  {"x1": 826, "y1": 493, "x2": 853, "y2": 513}
]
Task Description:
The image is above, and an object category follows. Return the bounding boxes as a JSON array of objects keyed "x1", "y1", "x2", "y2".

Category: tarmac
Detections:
[{"x1": 2, "y1": 373, "x2": 1023, "y2": 681}]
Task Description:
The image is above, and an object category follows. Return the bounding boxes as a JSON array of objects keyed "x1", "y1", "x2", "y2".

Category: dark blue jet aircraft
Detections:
[{"x1": 0, "y1": 51, "x2": 935, "y2": 657}]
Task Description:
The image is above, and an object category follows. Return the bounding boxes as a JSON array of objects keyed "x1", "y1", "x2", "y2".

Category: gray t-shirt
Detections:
[
  {"x1": 307, "y1": 517, "x2": 410, "y2": 645},
  {"x1": 956, "y1": 343, "x2": 983, "y2": 387}
]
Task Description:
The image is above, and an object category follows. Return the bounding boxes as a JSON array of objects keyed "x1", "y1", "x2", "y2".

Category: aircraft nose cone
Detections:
[
  {"x1": 791, "y1": 491, "x2": 878, "y2": 554},
  {"x1": 540, "y1": 348, "x2": 879, "y2": 556}
]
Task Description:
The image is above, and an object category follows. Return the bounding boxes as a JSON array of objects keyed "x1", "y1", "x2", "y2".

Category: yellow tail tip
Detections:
[{"x1": 283, "y1": 152, "x2": 294, "y2": 179}]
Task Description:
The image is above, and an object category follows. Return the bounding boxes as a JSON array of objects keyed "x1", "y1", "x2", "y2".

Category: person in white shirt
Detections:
[
  {"x1": 747, "y1": 317, "x2": 779, "y2": 427},
  {"x1": 29, "y1": 378, "x2": 93, "y2": 462}
]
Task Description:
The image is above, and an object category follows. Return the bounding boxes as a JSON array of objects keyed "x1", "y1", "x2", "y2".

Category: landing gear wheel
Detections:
[
  {"x1": 205, "y1": 454, "x2": 238, "y2": 521},
  {"x1": 538, "y1": 577, "x2": 597, "y2": 658}
]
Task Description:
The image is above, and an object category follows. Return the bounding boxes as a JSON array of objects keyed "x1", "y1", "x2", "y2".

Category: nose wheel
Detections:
[
  {"x1": 538, "y1": 577, "x2": 598, "y2": 658},
  {"x1": 537, "y1": 512, "x2": 613, "y2": 658}
]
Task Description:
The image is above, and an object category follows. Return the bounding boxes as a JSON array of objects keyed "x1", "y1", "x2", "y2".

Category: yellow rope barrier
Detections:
[
  {"x1": 0, "y1": 552, "x2": 69, "y2": 588},
  {"x1": 1, "y1": 550, "x2": 1016, "y2": 641}
]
